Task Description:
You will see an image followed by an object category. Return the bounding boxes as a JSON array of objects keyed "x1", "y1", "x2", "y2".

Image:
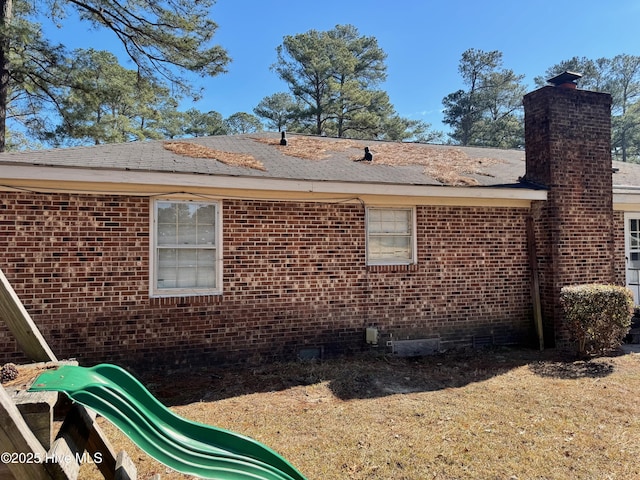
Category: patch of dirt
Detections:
[{"x1": 529, "y1": 358, "x2": 616, "y2": 379}]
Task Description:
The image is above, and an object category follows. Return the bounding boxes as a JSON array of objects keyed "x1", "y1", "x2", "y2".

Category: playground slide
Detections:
[{"x1": 29, "y1": 364, "x2": 307, "y2": 480}]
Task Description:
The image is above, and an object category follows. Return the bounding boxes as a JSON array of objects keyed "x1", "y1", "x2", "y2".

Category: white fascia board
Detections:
[
  {"x1": 0, "y1": 165, "x2": 547, "y2": 201},
  {"x1": 317, "y1": 181, "x2": 547, "y2": 200},
  {"x1": 614, "y1": 187, "x2": 640, "y2": 210}
]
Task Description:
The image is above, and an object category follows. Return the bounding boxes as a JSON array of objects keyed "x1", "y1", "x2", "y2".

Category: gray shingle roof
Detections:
[{"x1": 0, "y1": 132, "x2": 638, "y2": 188}]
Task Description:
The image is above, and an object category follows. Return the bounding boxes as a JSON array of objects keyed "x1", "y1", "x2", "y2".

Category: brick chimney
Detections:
[{"x1": 523, "y1": 73, "x2": 615, "y2": 348}]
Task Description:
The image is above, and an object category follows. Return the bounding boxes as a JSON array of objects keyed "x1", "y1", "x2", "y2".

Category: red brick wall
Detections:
[
  {"x1": 524, "y1": 86, "x2": 615, "y2": 347},
  {"x1": 0, "y1": 192, "x2": 534, "y2": 367}
]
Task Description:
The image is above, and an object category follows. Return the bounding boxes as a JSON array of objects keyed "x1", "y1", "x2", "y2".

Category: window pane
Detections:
[
  {"x1": 157, "y1": 249, "x2": 178, "y2": 288},
  {"x1": 198, "y1": 249, "x2": 216, "y2": 267},
  {"x1": 197, "y1": 205, "x2": 216, "y2": 226},
  {"x1": 157, "y1": 202, "x2": 217, "y2": 246},
  {"x1": 178, "y1": 225, "x2": 198, "y2": 245},
  {"x1": 198, "y1": 225, "x2": 215, "y2": 245},
  {"x1": 175, "y1": 250, "x2": 196, "y2": 288},
  {"x1": 368, "y1": 237, "x2": 384, "y2": 258},
  {"x1": 157, "y1": 202, "x2": 177, "y2": 223},
  {"x1": 158, "y1": 248, "x2": 176, "y2": 268},
  {"x1": 369, "y1": 236, "x2": 411, "y2": 260},
  {"x1": 369, "y1": 209, "x2": 410, "y2": 234},
  {"x1": 157, "y1": 203, "x2": 177, "y2": 246},
  {"x1": 175, "y1": 204, "x2": 195, "y2": 245},
  {"x1": 156, "y1": 247, "x2": 217, "y2": 290},
  {"x1": 176, "y1": 267, "x2": 196, "y2": 288},
  {"x1": 157, "y1": 223, "x2": 177, "y2": 246},
  {"x1": 177, "y1": 249, "x2": 197, "y2": 266},
  {"x1": 196, "y1": 250, "x2": 216, "y2": 287},
  {"x1": 196, "y1": 204, "x2": 216, "y2": 245},
  {"x1": 177, "y1": 203, "x2": 198, "y2": 224}
]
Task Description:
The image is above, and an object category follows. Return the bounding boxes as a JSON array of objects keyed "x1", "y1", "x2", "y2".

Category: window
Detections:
[
  {"x1": 366, "y1": 207, "x2": 416, "y2": 265},
  {"x1": 151, "y1": 199, "x2": 221, "y2": 296}
]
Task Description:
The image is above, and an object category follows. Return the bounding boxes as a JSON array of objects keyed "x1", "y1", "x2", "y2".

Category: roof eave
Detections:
[{"x1": 0, "y1": 164, "x2": 547, "y2": 204}]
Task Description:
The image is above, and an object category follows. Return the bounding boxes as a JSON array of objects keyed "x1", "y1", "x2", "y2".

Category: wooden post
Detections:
[
  {"x1": 0, "y1": 268, "x2": 57, "y2": 362},
  {"x1": 0, "y1": 385, "x2": 50, "y2": 480},
  {"x1": 526, "y1": 216, "x2": 544, "y2": 350},
  {"x1": 48, "y1": 404, "x2": 119, "y2": 480},
  {"x1": 10, "y1": 390, "x2": 58, "y2": 450},
  {"x1": 114, "y1": 451, "x2": 137, "y2": 480}
]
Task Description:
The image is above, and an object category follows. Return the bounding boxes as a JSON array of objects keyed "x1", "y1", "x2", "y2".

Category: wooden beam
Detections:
[
  {"x1": 48, "y1": 404, "x2": 118, "y2": 480},
  {"x1": 527, "y1": 216, "x2": 545, "y2": 351},
  {"x1": 46, "y1": 433, "x2": 79, "y2": 480},
  {"x1": 0, "y1": 268, "x2": 57, "y2": 362},
  {"x1": 0, "y1": 385, "x2": 50, "y2": 480},
  {"x1": 114, "y1": 450, "x2": 137, "y2": 480},
  {"x1": 10, "y1": 390, "x2": 58, "y2": 450}
]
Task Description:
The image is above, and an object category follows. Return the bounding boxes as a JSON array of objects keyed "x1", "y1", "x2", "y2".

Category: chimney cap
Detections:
[{"x1": 547, "y1": 71, "x2": 582, "y2": 87}]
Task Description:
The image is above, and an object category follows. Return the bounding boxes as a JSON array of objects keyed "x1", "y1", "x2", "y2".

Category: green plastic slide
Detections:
[{"x1": 29, "y1": 364, "x2": 307, "y2": 480}]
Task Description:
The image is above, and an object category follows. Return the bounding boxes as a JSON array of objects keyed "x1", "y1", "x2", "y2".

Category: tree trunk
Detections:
[
  {"x1": 315, "y1": 110, "x2": 322, "y2": 135},
  {"x1": 0, "y1": 0, "x2": 11, "y2": 152}
]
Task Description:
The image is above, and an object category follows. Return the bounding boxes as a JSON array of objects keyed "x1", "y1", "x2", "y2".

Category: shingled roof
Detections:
[{"x1": 0, "y1": 132, "x2": 639, "y2": 189}]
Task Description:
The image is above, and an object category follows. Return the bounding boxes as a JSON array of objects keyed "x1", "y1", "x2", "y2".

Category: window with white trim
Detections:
[
  {"x1": 366, "y1": 207, "x2": 416, "y2": 265},
  {"x1": 151, "y1": 199, "x2": 222, "y2": 296}
]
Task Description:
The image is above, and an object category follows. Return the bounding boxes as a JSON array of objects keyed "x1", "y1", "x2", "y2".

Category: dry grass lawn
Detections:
[{"x1": 77, "y1": 348, "x2": 640, "y2": 480}]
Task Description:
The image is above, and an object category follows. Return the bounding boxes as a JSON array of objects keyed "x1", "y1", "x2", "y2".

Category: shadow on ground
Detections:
[
  {"x1": 528, "y1": 358, "x2": 615, "y2": 379},
  {"x1": 135, "y1": 346, "x2": 626, "y2": 406}
]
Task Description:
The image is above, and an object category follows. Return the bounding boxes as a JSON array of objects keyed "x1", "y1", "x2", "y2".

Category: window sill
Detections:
[
  {"x1": 366, "y1": 263, "x2": 419, "y2": 273},
  {"x1": 150, "y1": 293, "x2": 223, "y2": 307}
]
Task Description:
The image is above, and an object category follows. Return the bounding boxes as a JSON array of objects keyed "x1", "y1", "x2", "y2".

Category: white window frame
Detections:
[
  {"x1": 366, "y1": 206, "x2": 417, "y2": 266},
  {"x1": 624, "y1": 211, "x2": 640, "y2": 304},
  {"x1": 150, "y1": 198, "x2": 223, "y2": 297}
]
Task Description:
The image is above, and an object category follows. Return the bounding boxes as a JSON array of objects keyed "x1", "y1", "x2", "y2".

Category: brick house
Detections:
[{"x1": 1, "y1": 80, "x2": 640, "y2": 367}]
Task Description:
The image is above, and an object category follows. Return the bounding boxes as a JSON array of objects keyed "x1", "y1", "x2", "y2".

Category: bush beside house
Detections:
[{"x1": 560, "y1": 284, "x2": 634, "y2": 355}]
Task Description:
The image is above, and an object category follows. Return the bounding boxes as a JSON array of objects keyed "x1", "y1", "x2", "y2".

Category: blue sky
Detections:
[{"x1": 43, "y1": 0, "x2": 640, "y2": 133}]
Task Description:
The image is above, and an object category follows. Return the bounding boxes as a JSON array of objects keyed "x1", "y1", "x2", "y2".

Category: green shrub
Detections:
[{"x1": 560, "y1": 284, "x2": 635, "y2": 356}]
